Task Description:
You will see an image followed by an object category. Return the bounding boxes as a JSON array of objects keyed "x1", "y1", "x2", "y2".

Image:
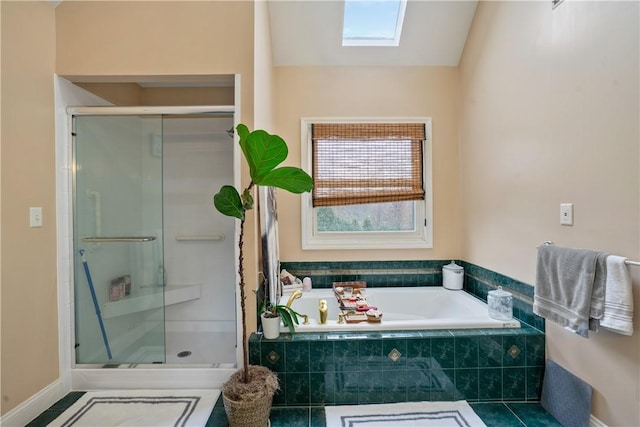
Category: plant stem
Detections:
[
  {"x1": 238, "y1": 182, "x2": 254, "y2": 384},
  {"x1": 238, "y1": 215, "x2": 248, "y2": 383}
]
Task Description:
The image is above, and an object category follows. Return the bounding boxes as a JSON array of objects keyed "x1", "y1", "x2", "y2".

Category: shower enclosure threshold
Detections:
[{"x1": 71, "y1": 366, "x2": 235, "y2": 390}]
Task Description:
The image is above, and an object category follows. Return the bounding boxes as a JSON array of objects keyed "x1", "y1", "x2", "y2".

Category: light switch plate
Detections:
[
  {"x1": 560, "y1": 203, "x2": 573, "y2": 226},
  {"x1": 30, "y1": 207, "x2": 43, "y2": 227}
]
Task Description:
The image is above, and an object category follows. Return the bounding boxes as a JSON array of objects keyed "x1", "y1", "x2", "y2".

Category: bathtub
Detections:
[{"x1": 280, "y1": 287, "x2": 521, "y2": 332}]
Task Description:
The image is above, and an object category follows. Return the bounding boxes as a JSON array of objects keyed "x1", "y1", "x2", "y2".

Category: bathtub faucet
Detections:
[{"x1": 285, "y1": 289, "x2": 303, "y2": 308}]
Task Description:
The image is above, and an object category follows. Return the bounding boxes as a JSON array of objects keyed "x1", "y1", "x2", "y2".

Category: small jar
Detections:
[{"x1": 488, "y1": 286, "x2": 513, "y2": 320}]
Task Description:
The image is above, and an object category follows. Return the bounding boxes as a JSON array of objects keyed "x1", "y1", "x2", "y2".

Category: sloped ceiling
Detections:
[{"x1": 268, "y1": 0, "x2": 478, "y2": 66}]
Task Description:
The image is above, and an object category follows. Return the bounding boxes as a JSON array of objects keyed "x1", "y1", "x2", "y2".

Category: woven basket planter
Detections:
[{"x1": 222, "y1": 389, "x2": 273, "y2": 427}]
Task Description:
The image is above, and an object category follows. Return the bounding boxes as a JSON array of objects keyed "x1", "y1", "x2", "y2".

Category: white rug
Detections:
[
  {"x1": 47, "y1": 389, "x2": 220, "y2": 427},
  {"x1": 325, "y1": 401, "x2": 487, "y2": 427}
]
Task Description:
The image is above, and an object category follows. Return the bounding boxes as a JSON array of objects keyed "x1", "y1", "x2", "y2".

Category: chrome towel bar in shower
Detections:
[
  {"x1": 81, "y1": 236, "x2": 156, "y2": 243},
  {"x1": 175, "y1": 234, "x2": 225, "y2": 242}
]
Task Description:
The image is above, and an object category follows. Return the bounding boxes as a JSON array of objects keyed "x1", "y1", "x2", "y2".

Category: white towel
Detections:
[{"x1": 600, "y1": 256, "x2": 634, "y2": 336}]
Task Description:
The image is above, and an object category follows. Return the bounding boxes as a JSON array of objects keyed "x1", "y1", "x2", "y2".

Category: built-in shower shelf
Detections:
[{"x1": 102, "y1": 285, "x2": 202, "y2": 319}]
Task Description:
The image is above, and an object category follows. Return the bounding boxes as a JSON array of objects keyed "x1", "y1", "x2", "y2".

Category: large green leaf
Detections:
[
  {"x1": 239, "y1": 129, "x2": 288, "y2": 182},
  {"x1": 258, "y1": 167, "x2": 314, "y2": 194},
  {"x1": 213, "y1": 185, "x2": 244, "y2": 219},
  {"x1": 236, "y1": 123, "x2": 250, "y2": 140}
]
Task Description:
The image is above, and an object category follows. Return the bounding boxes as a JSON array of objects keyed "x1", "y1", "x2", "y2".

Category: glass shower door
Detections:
[{"x1": 73, "y1": 115, "x2": 165, "y2": 364}]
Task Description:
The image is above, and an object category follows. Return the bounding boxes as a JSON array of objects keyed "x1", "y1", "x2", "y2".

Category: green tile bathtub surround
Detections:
[
  {"x1": 383, "y1": 369, "x2": 408, "y2": 403},
  {"x1": 455, "y1": 368, "x2": 480, "y2": 401},
  {"x1": 252, "y1": 259, "x2": 546, "y2": 407},
  {"x1": 525, "y1": 335, "x2": 545, "y2": 367},
  {"x1": 455, "y1": 336, "x2": 479, "y2": 368},
  {"x1": 358, "y1": 339, "x2": 383, "y2": 370},
  {"x1": 406, "y1": 337, "x2": 431, "y2": 361},
  {"x1": 460, "y1": 261, "x2": 543, "y2": 331},
  {"x1": 383, "y1": 339, "x2": 407, "y2": 369},
  {"x1": 310, "y1": 372, "x2": 332, "y2": 405},
  {"x1": 526, "y1": 367, "x2": 545, "y2": 401},
  {"x1": 503, "y1": 335, "x2": 526, "y2": 367},
  {"x1": 249, "y1": 339, "x2": 261, "y2": 365},
  {"x1": 285, "y1": 372, "x2": 311, "y2": 405},
  {"x1": 309, "y1": 341, "x2": 335, "y2": 372},
  {"x1": 358, "y1": 370, "x2": 386, "y2": 404},
  {"x1": 261, "y1": 341, "x2": 285, "y2": 372},
  {"x1": 503, "y1": 367, "x2": 527, "y2": 401},
  {"x1": 431, "y1": 337, "x2": 456, "y2": 369},
  {"x1": 280, "y1": 260, "x2": 452, "y2": 289},
  {"x1": 273, "y1": 371, "x2": 287, "y2": 406},
  {"x1": 479, "y1": 335, "x2": 504, "y2": 368},
  {"x1": 334, "y1": 370, "x2": 359, "y2": 404},
  {"x1": 333, "y1": 340, "x2": 359, "y2": 371},
  {"x1": 430, "y1": 368, "x2": 457, "y2": 401},
  {"x1": 479, "y1": 368, "x2": 503, "y2": 401},
  {"x1": 286, "y1": 341, "x2": 310, "y2": 373}
]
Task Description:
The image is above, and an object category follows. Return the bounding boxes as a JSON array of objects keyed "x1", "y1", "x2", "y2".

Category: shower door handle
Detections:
[{"x1": 81, "y1": 236, "x2": 157, "y2": 243}]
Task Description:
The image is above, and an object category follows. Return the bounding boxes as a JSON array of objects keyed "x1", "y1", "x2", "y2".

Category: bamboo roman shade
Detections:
[{"x1": 312, "y1": 123, "x2": 426, "y2": 207}]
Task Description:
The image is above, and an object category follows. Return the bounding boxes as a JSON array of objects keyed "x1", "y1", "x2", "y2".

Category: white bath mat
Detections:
[
  {"x1": 325, "y1": 400, "x2": 487, "y2": 427},
  {"x1": 47, "y1": 389, "x2": 219, "y2": 427}
]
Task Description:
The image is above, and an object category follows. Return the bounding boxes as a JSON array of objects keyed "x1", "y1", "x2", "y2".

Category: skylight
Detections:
[{"x1": 342, "y1": 0, "x2": 407, "y2": 47}]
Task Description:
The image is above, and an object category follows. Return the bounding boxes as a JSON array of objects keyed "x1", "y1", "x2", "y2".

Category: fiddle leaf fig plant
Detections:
[{"x1": 214, "y1": 124, "x2": 312, "y2": 385}]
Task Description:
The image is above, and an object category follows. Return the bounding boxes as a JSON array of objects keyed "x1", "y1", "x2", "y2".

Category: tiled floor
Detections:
[{"x1": 28, "y1": 392, "x2": 562, "y2": 427}]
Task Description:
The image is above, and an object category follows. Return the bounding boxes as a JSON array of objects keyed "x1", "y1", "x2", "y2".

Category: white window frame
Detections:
[{"x1": 301, "y1": 117, "x2": 433, "y2": 250}]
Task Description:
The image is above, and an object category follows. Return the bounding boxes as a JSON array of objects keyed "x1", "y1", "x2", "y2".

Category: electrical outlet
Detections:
[
  {"x1": 560, "y1": 203, "x2": 573, "y2": 226},
  {"x1": 30, "y1": 207, "x2": 43, "y2": 227}
]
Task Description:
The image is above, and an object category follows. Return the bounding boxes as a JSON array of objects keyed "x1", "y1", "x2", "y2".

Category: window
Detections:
[
  {"x1": 301, "y1": 118, "x2": 433, "y2": 250},
  {"x1": 342, "y1": 0, "x2": 407, "y2": 47}
]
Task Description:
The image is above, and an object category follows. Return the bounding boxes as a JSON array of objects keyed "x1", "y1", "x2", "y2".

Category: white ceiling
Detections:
[{"x1": 268, "y1": 0, "x2": 478, "y2": 67}]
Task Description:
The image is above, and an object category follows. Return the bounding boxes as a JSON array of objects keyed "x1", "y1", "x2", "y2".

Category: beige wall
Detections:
[
  {"x1": 74, "y1": 83, "x2": 234, "y2": 107},
  {"x1": 55, "y1": 0, "x2": 260, "y2": 338},
  {"x1": 274, "y1": 66, "x2": 461, "y2": 262},
  {"x1": 55, "y1": 1, "x2": 253, "y2": 120},
  {"x1": 459, "y1": 1, "x2": 640, "y2": 425},
  {"x1": 0, "y1": 1, "x2": 58, "y2": 416}
]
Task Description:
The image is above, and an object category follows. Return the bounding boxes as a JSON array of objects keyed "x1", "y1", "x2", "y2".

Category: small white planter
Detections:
[{"x1": 261, "y1": 313, "x2": 281, "y2": 339}]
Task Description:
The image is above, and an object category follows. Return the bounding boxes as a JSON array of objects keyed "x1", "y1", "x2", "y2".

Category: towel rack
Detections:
[
  {"x1": 175, "y1": 233, "x2": 225, "y2": 242},
  {"x1": 82, "y1": 236, "x2": 156, "y2": 243},
  {"x1": 538, "y1": 241, "x2": 640, "y2": 266}
]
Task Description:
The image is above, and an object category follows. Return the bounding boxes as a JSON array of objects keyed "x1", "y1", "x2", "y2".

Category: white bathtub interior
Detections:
[{"x1": 280, "y1": 287, "x2": 521, "y2": 332}]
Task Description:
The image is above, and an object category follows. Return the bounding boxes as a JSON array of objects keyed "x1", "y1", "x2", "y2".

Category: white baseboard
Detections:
[
  {"x1": 0, "y1": 379, "x2": 67, "y2": 427},
  {"x1": 590, "y1": 414, "x2": 608, "y2": 427}
]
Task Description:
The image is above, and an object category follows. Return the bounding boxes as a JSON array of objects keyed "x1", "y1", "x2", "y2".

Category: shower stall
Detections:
[{"x1": 71, "y1": 109, "x2": 237, "y2": 369}]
